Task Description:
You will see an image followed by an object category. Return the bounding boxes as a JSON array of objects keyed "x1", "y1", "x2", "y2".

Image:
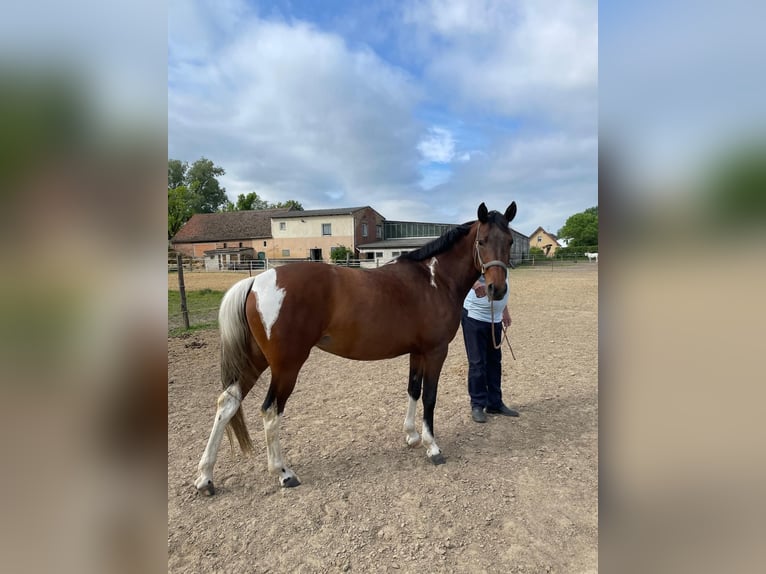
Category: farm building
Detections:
[
  {"x1": 528, "y1": 226, "x2": 561, "y2": 257},
  {"x1": 171, "y1": 206, "x2": 529, "y2": 266},
  {"x1": 171, "y1": 206, "x2": 385, "y2": 264},
  {"x1": 270, "y1": 206, "x2": 385, "y2": 261},
  {"x1": 170, "y1": 208, "x2": 291, "y2": 262}
]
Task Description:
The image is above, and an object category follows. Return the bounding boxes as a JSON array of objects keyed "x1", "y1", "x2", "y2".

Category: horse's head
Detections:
[{"x1": 475, "y1": 201, "x2": 517, "y2": 300}]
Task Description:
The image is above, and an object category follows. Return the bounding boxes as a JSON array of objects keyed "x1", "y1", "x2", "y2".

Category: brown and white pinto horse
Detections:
[{"x1": 195, "y1": 202, "x2": 517, "y2": 493}]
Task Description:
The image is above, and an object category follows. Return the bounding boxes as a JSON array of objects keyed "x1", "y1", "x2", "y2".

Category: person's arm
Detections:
[{"x1": 502, "y1": 306, "x2": 511, "y2": 328}]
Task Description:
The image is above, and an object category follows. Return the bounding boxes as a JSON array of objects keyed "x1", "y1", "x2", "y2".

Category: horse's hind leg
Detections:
[
  {"x1": 195, "y1": 341, "x2": 266, "y2": 495},
  {"x1": 195, "y1": 383, "x2": 243, "y2": 495},
  {"x1": 261, "y1": 368, "x2": 301, "y2": 488}
]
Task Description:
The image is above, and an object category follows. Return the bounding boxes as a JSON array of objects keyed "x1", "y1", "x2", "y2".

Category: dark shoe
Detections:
[
  {"x1": 486, "y1": 404, "x2": 519, "y2": 417},
  {"x1": 471, "y1": 406, "x2": 487, "y2": 423}
]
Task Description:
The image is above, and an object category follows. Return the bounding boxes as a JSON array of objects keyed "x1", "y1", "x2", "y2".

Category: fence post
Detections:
[{"x1": 177, "y1": 254, "x2": 190, "y2": 330}]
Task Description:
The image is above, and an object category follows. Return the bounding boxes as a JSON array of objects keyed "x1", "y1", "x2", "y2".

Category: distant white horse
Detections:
[{"x1": 584, "y1": 252, "x2": 598, "y2": 262}]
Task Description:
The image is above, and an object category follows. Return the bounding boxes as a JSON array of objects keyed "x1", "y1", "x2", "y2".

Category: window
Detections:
[
  {"x1": 537, "y1": 235, "x2": 542, "y2": 242},
  {"x1": 263, "y1": 241, "x2": 267, "y2": 247},
  {"x1": 392, "y1": 251, "x2": 400, "y2": 257},
  {"x1": 223, "y1": 242, "x2": 227, "y2": 248},
  {"x1": 322, "y1": 223, "x2": 332, "y2": 236},
  {"x1": 376, "y1": 225, "x2": 383, "y2": 239},
  {"x1": 279, "y1": 222, "x2": 286, "y2": 231},
  {"x1": 375, "y1": 252, "x2": 383, "y2": 258},
  {"x1": 282, "y1": 249, "x2": 290, "y2": 257},
  {"x1": 238, "y1": 242, "x2": 243, "y2": 248},
  {"x1": 362, "y1": 222, "x2": 368, "y2": 237}
]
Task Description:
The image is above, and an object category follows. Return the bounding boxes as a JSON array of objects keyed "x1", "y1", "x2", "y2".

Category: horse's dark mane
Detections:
[
  {"x1": 399, "y1": 222, "x2": 473, "y2": 262},
  {"x1": 399, "y1": 211, "x2": 510, "y2": 262}
]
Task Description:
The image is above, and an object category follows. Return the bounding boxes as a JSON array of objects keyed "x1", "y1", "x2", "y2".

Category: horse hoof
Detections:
[
  {"x1": 429, "y1": 453, "x2": 446, "y2": 466},
  {"x1": 196, "y1": 479, "x2": 215, "y2": 496},
  {"x1": 406, "y1": 436, "x2": 422, "y2": 448},
  {"x1": 281, "y1": 476, "x2": 301, "y2": 488}
]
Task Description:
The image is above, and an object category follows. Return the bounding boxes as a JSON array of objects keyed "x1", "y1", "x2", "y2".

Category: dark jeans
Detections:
[{"x1": 461, "y1": 309, "x2": 504, "y2": 410}]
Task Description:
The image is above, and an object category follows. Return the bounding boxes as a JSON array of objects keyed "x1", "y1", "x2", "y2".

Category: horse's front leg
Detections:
[
  {"x1": 403, "y1": 357, "x2": 423, "y2": 448},
  {"x1": 421, "y1": 348, "x2": 448, "y2": 465}
]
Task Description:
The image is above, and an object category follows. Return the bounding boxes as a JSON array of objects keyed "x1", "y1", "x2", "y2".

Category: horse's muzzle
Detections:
[{"x1": 487, "y1": 283, "x2": 507, "y2": 300}]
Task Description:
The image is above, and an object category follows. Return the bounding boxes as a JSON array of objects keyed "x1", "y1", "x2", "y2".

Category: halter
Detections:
[
  {"x1": 474, "y1": 225, "x2": 514, "y2": 355},
  {"x1": 474, "y1": 227, "x2": 509, "y2": 275}
]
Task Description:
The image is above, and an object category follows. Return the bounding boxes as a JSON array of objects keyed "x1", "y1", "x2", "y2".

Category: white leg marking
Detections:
[
  {"x1": 403, "y1": 396, "x2": 421, "y2": 447},
  {"x1": 428, "y1": 257, "x2": 438, "y2": 288},
  {"x1": 421, "y1": 422, "x2": 442, "y2": 458},
  {"x1": 251, "y1": 269, "x2": 286, "y2": 339},
  {"x1": 262, "y1": 404, "x2": 299, "y2": 486},
  {"x1": 195, "y1": 384, "x2": 242, "y2": 492}
]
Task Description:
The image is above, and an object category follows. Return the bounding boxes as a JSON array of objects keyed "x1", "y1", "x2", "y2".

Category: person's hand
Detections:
[
  {"x1": 502, "y1": 308, "x2": 511, "y2": 328},
  {"x1": 473, "y1": 282, "x2": 487, "y2": 298}
]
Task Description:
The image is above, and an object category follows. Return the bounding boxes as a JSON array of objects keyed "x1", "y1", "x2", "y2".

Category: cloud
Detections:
[
  {"x1": 403, "y1": 0, "x2": 597, "y2": 130},
  {"x1": 168, "y1": 0, "x2": 598, "y2": 233},
  {"x1": 169, "y1": 2, "x2": 423, "y2": 207},
  {"x1": 417, "y1": 126, "x2": 456, "y2": 163},
  {"x1": 440, "y1": 131, "x2": 597, "y2": 234}
]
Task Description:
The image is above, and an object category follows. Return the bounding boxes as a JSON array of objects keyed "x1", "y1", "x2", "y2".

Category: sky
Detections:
[{"x1": 168, "y1": 0, "x2": 598, "y2": 236}]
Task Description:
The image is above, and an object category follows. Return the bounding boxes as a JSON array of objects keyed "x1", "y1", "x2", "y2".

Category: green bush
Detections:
[{"x1": 330, "y1": 245, "x2": 353, "y2": 262}]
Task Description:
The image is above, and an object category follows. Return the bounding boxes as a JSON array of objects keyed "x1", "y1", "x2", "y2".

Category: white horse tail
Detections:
[{"x1": 218, "y1": 277, "x2": 258, "y2": 453}]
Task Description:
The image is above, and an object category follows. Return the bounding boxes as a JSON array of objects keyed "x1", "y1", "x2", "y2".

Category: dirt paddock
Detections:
[{"x1": 168, "y1": 264, "x2": 598, "y2": 573}]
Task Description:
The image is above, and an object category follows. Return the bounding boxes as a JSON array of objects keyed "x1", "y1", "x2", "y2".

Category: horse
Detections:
[
  {"x1": 584, "y1": 252, "x2": 598, "y2": 262},
  {"x1": 194, "y1": 202, "x2": 517, "y2": 493}
]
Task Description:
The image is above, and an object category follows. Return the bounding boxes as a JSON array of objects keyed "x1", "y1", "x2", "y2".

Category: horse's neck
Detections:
[{"x1": 436, "y1": 228, "x2": 481, "y2": 299}]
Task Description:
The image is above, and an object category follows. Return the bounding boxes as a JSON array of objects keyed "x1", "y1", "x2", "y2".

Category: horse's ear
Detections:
[
  {"x1": 478, "y1": 202, "x2": 489, "y2": 223},
  {"x1": 504, "y1": 202, "x2": 517, "y2": 223}
]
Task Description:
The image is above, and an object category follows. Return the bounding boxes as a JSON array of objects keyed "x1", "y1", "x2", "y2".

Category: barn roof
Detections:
[
  {"x1": 275, "y1": 206, "x2": 377, "y2": 218},
  {"x1": 171, "y1": 208, "x2": 292, "y2": 243},
  {"x1": 357, "y1": 237, "x2": 434, "y2": 250}
]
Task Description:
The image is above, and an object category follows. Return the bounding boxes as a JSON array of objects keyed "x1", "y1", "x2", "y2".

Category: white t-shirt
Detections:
[{"x1": 463, "y1": 274, "x2": 509, "y2": 323}]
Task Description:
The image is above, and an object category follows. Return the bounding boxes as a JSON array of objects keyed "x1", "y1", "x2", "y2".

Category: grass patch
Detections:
[{"x1": 168, "y1": 289, "x2": 225, "y2": 334}]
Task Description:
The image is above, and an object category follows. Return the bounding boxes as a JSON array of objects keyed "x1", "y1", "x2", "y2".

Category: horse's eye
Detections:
[{"x1": 478, "y1": 239, "x2": 486, "y2": 246}]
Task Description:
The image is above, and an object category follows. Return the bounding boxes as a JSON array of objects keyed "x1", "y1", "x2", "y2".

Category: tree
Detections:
[
  {"x1": 185, "y1": 157, "x2": 227, "y2": 213},
  {"x1": 231, "y1": 193, "x2": 304, "y2": 211},
  {"x1": 168, "y1": 157, "x2": 227, "y2": 238},
  {"x1": 235, "y1": 192, "x2": 271, "y2": 211},
  {"x1": 168, "y1": 159, "x2": 187, "y2": 190},
  {"x1": 168, "y1": 185, "x2": 195, "y2": 239},
  {"x1": 330, "y1": 245, "x2": 353, "y2": 262},
  {"x1": 167, "y1": 156, "x2": 304, "y2": 239},
  {"x1": 558, "y1": 206, "x2": 598, "y2": 248},
  {"x1": 220, "y1": 199, "x2": 236, "y2": 212}
]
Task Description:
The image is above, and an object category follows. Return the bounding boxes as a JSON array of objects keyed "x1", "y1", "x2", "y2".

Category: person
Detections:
[{"x1": 461, "y1": 273, "x2": 519, "y2": 423}]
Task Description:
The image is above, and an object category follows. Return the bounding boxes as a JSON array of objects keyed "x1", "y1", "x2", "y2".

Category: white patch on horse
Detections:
[
  {"x1": 428, "y1": 257, "x2": 438, "y2": 288},
  {"x1": 251, "y1": 269, "x2": 286, "y2": 339},
  {"x1": 421, "y1": 422, "x2": 441, "y2": 458},
  {"x1": 403, "y1": 396, "x2": 421, "y2": 447}
]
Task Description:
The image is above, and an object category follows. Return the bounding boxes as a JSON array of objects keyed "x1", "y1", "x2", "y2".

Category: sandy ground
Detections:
[{"x1": 168, "y1": 264, "x2": 598, "y2": 573}]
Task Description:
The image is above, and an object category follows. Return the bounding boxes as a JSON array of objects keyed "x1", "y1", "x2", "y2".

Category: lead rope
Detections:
[
  {"x1": 475, "y1": 233, "x2": 515, "y2": 358},
  {"x1": 488, "y1": 296, "x2": 515, "y2": 358}
]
